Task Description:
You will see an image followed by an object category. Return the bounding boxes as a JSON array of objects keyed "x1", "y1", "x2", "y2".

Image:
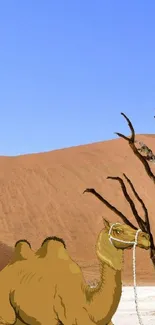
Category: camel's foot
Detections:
[
  {"x1": 15, "y1": 318, "x2": 58, "y2": 325},
  {"x1": 0, "y1": 304, "x2": 16, "y2": 325},
  {"x1": 14, "y1": 311, "x2": 59, "y2": 325},
  {"x1": 14, "y1": 319, "x2": 26, "y2": 325}
]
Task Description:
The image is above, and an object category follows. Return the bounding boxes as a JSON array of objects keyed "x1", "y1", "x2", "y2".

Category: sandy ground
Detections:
[{"x1": 112, "y1": 286, "x2": 155, "y2": 325}]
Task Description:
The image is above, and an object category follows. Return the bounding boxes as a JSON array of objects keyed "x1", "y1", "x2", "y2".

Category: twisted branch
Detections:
[
  {"x1": 123, "y1": 173, "x2": 150, "y2": 232},
  {"x1": 107, "y1": 176, "x2": 146, "y2": 231},
  {"x1": 115, "y1": 113, "x2": 155, "y2": 253},
  {"x1": 115, "y1": 112, "x2": 155, "y2": 183},
  {"x1": 83, "y1": 188, "x2": 137, "y2": 230},
  {"x1": 83, "y1": 113, "x2": 155, "y2": 263}
]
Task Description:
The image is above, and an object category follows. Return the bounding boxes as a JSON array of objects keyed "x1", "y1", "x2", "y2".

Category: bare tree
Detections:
[{"x1": 83, "y1": 113, "x2": 155, "y2": 268}]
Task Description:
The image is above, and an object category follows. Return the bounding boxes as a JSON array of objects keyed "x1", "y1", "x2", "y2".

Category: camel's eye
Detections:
[{"x1": 114, "y1": 229, "x2": 122, "y2": 234}]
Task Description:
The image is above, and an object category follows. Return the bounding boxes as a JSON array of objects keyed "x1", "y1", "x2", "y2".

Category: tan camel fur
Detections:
[
  {"x1": 0, "y1": 239, "x2": 35, "y2": 325},
  {"x1": 0, "y1": 221, "x2": 150, "y2": 325}
]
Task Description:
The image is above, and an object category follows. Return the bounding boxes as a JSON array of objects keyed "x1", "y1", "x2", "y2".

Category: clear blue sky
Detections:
[{"x1": 1, "y1": 1, "x2": 155, "y2": 156}]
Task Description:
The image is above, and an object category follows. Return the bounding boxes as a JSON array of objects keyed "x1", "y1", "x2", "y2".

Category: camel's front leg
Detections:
[
  {"x1": 0, "y1": 301, "x2": 16, "y2": 325},
  {"x1": 14, "y1": 319, "x2": 26, "y2": 325},
  {"x1": 107, "y1": 321, "x2": 114, "y2": 325}
]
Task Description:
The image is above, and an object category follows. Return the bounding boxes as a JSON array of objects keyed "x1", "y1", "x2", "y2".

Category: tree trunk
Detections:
[{"x1": 150, "y1": 248, "x2": 155, "y2": 268}]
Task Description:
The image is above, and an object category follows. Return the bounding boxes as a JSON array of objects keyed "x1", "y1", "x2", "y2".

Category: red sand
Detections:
[{"x1": 0, "y1": 135, "x2": 155, "y2": 285}]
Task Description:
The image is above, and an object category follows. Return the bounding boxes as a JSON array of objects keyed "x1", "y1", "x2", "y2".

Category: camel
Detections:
[{"x1": 0, "y1": 220, "x2": 150, "y2": 325}]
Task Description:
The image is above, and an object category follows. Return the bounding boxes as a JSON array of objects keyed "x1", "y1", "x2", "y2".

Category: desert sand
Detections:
[
  {"x1": 86, "y1": 283, "x2": 155, "y2": 324},
  {"x1": 0, "y1": 134, "x2": 155, "y2": 285},
  {"x1": 112, "y1": 286, "x2": 155, "y2": 324},
  {"x1": 87, "y1": 285, "x2": 155, "y2": 324}
]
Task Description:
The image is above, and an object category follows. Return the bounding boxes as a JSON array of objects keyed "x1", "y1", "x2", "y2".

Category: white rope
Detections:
[
  {"x1": 133, "y1": 229, "x2": 144, "y2": 325},
  {"x1": 109, "y1": 223, "x2": 144, "y2": 325}
]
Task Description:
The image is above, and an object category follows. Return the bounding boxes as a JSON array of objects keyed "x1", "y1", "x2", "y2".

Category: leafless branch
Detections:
[
  {"x1": 115, "y1": 112, "x2": 155, "y2": 183},
  {"x1": 83, "y1": 188, "x2": 137, "y2": 230},
  {"x1": 107, "y1": 176, "x2": 146, "y2": 231},
  {"x1": 123, "y1": 173, "x2": 154, "y2": 250},
  {"x1": 115, "y1": 113, "x2": 155, "y2": 255},
  {"x1": 123, "y1": 173, "x2": 150, "y2": 232}
]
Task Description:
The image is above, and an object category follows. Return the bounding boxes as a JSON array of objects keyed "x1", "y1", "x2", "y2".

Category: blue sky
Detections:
[{"x1": 0, "y1": 1, "x2": 155, "y2": 156}]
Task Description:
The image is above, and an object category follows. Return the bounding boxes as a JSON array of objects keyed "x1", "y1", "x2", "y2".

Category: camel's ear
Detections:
[{"x1": 102, "y1": 218, "x2": 110, "y2": 230}]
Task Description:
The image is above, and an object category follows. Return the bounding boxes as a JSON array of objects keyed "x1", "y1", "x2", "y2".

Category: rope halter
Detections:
[
  {"x1": 109, "y1": 223, "x2": 144, "y2": 325},
  {"x1": 109, "y1": 222, "x2": 141, "y2": 245}
]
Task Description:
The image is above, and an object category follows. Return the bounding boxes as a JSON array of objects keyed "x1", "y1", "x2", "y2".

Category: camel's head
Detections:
[{"x1": 103, "y1": 219, "x2": 150, "y2": 250}]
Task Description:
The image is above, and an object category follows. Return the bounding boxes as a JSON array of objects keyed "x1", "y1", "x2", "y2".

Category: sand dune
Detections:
[{"x1": 0, "y1": 134, "x2": 155, "y2": 284}]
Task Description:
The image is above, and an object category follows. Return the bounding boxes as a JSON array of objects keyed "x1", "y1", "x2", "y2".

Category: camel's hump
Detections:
[
  {"x1": 15, "y1": 239, "x2": 31, "y2": 248},
  {"x1": 41, "y1": 236, "x2": 66, "y2": 249}
]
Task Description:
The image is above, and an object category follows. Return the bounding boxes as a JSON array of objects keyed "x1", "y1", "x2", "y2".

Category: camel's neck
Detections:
[{"x1": 85, "y1": 231, "x2": 123, "y2": 324}]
